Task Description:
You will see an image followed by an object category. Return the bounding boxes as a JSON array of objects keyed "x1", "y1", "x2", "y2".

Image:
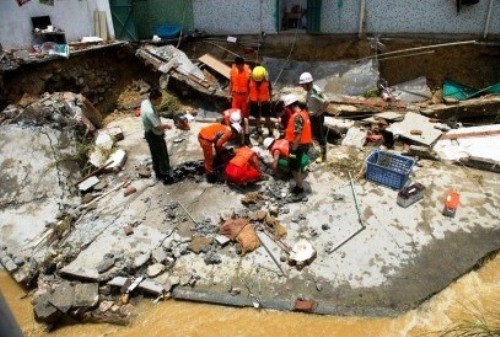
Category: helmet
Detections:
[
  {"x1": 231, "y1": 123, "x2": 242, "y2": 134},
  {"x1": 263, "y1": 137, "x2": 274, "y2": 149},
  {"x1": 282, "y1": 94, "x2": 298, "y2": 107},
  {"x1": 252, "y1": 66, "x2": 267, "y2": 82},
  {"x1": 229, "y1": 110, "x2": 242, "y2": 124},
  {"x1": 299, "y1": 72, "x2": 313, "y2": 85}
]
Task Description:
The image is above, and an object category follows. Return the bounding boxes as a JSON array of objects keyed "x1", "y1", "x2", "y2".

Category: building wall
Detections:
[
  {"x1": 0, "y1": 0, "x2": 114, "y2": 49},
  {"x1": 322, "y1": 0, "x2": 500, "y2": 36},
  {"x1": 193, "y1": 0, "x2": 278, "y2": 35},
  {"x1": 133, "y1": 0, "x2": 194, "y2": 40}
]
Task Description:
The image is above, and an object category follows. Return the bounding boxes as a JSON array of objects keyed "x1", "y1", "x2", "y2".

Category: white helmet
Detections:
[
  {"x1": 263, "y1": 137, "x2": 274, "y2": 149},
  {"x1": 229, "y1": 110, "x2": 242, "y2": 124},
  {"x1": 299, "y1": 72, "x2": 313, "y2": 84},
  {"x1": 282, "y1": 94, "x2": 298, "y2": 107},
  {"x1": 231, "y1": 123, "x2": 242, "y2": 134}
]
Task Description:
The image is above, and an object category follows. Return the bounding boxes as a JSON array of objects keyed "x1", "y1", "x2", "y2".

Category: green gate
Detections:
[
  {"x1": 307, "y1": 0, "x2": 322, "y2": 33},
  {"x1": 110, "y1": 0, "x2": 139, "y2": 41}
]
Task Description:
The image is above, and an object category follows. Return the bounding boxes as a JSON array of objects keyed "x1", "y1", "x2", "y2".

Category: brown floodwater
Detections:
[{"x1": 1, "y1": 254, "x2": 499, "y2": 337}]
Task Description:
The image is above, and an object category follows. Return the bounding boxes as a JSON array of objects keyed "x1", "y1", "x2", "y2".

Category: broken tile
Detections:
[
  {"x1": 48, "y1": 282, "x2": 75, "y2": 313},
  {"x1": 147, "y1": 263, "x2": 165, "y2": 278},
  {"x1": 74, "y1": 283, "x2": 99, "y2": 308},
  {"x1": 78, "y1": 176, "x2": 100, "y2": 192},
  {"x1": 138, "y1": 279, "x2": 164, "y2": 296}
]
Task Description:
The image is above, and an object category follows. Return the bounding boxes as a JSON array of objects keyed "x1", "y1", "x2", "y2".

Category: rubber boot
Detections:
[
  {"x1": 245, "y1": 134, "x2": 251, "y2": 146},
  {"x1": 316, "y1": 145, "x2": 327, "y2": 163}
]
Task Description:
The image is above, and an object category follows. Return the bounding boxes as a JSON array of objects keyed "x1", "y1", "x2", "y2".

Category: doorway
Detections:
[{"x1": 277, "y1": 0, "x2": 321, "y2": 33}]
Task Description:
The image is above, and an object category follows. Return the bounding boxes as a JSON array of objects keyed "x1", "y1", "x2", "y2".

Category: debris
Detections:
[
  {"x1": 124, "y1": 185, "x2": 137, "y2": 197},
  {"x1": 59, "y1": 266, "x2": 99, "y2": 282},
  {"x1": 241, "y1": 192, "x2": 264, "y2": 205},
  {"x1": 123, "y1": 225, "x2": 134, "y2": 236},
  {"x1": 133, "y1": 253, "x2": 151, "y2": 269},
  {"x1": 98, "y1": 300, "x2": 114, "y2": 313},
  {"x1": 204, "y1": 252, "x2": 222, "y2": 265},
  {"x1": 74, "y1": 283, "x2": 99, "y2": 308},
  {"x1": 147, "y1": 263, "x2": 166, "y2": 278},
  {"x1": 420, "y1": 96, "x2": 500, "y2": 120},
  {"x1": 105, "y1": 149, "x2": 127, "y2": 172},
  {"x1": 390, "y1": 76, "x2": 432, "y2": 103},
  {"x1": 198, "y1": 53, "x2": 231, "y2": 79},
  {"x1": 387, "y1": 112, "x2": 442, "y2": 146},
  {"x1": 96, "y1": 258, "x2": 115, "y2": 274},
  {"x1": 215, "y1": 235, "x2": 231, "y2": 247},
  {"x1": 33, "y1": 294, "x2": 62, "y2": 324},
  {"x1": 137, "y1": 165, "x2": 152, "y2": 178},
  {"x1": 342, "y1": 127, "x2": 367, "y2": 148},
  {"x1": 289, "y1": 239, "x2": 316, "y2": 270},
  {"x1": 152, "y1": 247, "x2": 167, "y2": 263},
  {"x1": 219, "y1": 218, "x2": 260, "y2": 255},
  {"x1": 107, "y1": 277, "x2": 128, "y2": 288},
  {"x1": 404, "y1": 145, "x2": 440, "y2": 161},
  {"x1": 1, "y1": 256, "x2": 19, "y2": 273},
  {"x1": 78, "y1": 176, "x2": 100, "y2": 192},
  {"x1": 321, "y1": 224, "x2": 330, "y2": 231},
  {"x1": 48, "y1": 282, "x2": 75, "y2": 313},
  {"x1": 188, "y1": 237, "x2": 213, "y2": 254},
  {"x1": 138, "y1": 279, "x2": 165, "y2": 296},
  {"x1": 99, "y1": 127, "x2": 124, "y2": 142}
]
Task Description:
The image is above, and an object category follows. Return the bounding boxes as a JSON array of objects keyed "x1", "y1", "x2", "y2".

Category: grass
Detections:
[
  {"x1": 437, "y1": 313, "x2": 500, "y2": 337},
  {"x1": 158, "y1": 90, "x2": 181, "y2": 116}
]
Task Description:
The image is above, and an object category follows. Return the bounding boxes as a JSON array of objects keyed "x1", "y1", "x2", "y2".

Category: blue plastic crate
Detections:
[{"x1": 366, "y1": 150, "x2": 415, "y2": 190}]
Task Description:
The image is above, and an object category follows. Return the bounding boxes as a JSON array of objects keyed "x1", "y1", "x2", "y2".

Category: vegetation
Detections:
[{"x1": 438, "y1": 313, "x2": 500, "y2": 337}]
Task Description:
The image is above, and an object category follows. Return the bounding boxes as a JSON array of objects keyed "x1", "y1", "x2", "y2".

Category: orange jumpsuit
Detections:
[
  {"x1": 230, "y1": 64, "x2": 251, "y2": 118},
  {"x1": 225, "y1": 146, "x2": 261, "y2": 184},
  {"x1": 198, "y1": 123, "x2": 233, "y2": 174}
]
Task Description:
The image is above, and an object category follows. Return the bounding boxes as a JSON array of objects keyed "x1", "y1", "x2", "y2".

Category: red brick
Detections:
[{"x1": 294, "y1": 299, "x2": 316, "y2": 312}]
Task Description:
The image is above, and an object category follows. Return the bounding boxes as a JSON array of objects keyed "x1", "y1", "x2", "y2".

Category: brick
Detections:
[
  {"x1": 123, "y1": 225, "x2": 134, "y2": 236},
  {"x1": 124, "y1": 186, "x2": 137, "y2": 197},
  {"x1": 294, "y1": 299, "x2": 316, "y2": 312}
]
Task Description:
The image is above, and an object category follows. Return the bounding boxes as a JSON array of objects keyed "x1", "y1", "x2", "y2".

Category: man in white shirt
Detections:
[{"x1": 141, "y1": 89, "x2": 174, "y2": 184}]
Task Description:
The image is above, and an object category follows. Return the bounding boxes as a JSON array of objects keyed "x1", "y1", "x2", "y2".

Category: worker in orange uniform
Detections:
[
  {"x1": 222, "y1": 108, "x2": 249, "y2": 145},
  {"x1": 263, "y1": 137, "x2": 289, "y2": 173},
  {"x1": 224, "y1": 146, "x2": 262, "y2": 185},
  {"x1": 249, "y1": 65, "x2": 273, "y2": 140},
  {"x1": 283, "y1": 94, "x2": 312, "y2": 195},
  {"x1": 198, "y1": 122, "x2": 241, "y2": 183},
  {"x1": 229, "y1": 56, "x2": 251, "y2": 118}
]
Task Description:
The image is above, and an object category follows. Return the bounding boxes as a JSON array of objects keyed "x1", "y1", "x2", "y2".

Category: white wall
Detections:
[
  {"x1": 321, "y1": 0, "x2": 500, "y2": 36},
  {"x1": 0, "y1": 0, "x2": 114, "y2": 49},
  {"x1": 193, "y1": 0, "x2": 278, "y2": 35}
]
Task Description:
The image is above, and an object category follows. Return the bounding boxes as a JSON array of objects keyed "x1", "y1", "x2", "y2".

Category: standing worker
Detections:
[
  {"x1": 299, "y1": 72, "x2": 329, "y2": 163},
  {"x1": 249, "y1": 65, "x2": 273, "y2": 141},
  {"x1": 229, "y1": 56, "x2": 251, "y2": 119},
  {"x1": 141, "y1": 88, "x2": 175, "y2": 185},
  {"x1": 283, "y1": 94, "x2": 312, "y2": 195},
  {"x1": 198, "y1": 122, "x2": 241, "y2": 183}
]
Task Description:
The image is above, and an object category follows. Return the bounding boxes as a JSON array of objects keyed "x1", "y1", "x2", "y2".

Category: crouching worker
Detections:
[
  {"x1": 224, "y1": 146, "x2": 262, "y2": 185},
  {"x1": 263, "y1": 137, "x2": 309, "y2": 174},
  {"x1": 222, "y1": 108, "x2": 249, "y2": 145},
  {"x1": 198, "y1": 122, "x2": 241, "y2": 183}
]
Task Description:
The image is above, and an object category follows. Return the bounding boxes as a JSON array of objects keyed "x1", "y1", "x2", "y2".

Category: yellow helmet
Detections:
[{"x1": 252, "y1": 66, "x2": 267, "y2": 82}]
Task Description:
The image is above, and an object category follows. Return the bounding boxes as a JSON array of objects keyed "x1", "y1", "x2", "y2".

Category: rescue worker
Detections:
[
  {"x1": 263, "y1": 137, "x2": 289, "y2": 173},
  {"x1": 222, "y1": 108, "x2": 249, "y2": 145},
  {"x1": 229, "y1": 56, "x2": 251, "y2": 118},
  {"x1": 141, "y1": 88, "x2": 175, "y2": 185},
  {"x1": 198, "y1": 122, "x2": 241, "y2": 183},
  {"x1": 249, "y1": 65, "x2": 273, "y2": 140},
  {"x1": 283, "y1": 94, "x2": 312, "y2": 195},
  {"x1": 224, "y1": 146, "x2": 262, "y2": 185},
  {"x1": 299, "y1": 72, "x2": 329, "y2": 163}
]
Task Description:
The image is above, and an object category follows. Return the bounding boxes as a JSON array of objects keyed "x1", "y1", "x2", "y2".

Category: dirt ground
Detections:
[{"x1": 1, "y1": 36, "x2": 499, "y2": 118}]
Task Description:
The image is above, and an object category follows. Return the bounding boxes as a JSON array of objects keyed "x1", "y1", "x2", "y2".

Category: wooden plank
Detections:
[{"x1": 198, "y1": 53, "x2": 230, "y2": 79}]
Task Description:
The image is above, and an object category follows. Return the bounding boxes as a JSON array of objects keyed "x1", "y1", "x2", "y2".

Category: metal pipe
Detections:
[
  {"x1": 483, "y1": 0, "x2": 494, "y2": 39},
  {"x1": 256, "y1": 232, "x2": 286, "y2": 276},
  {"x1": 374, "y1": 50, "x2": 435, "y2": 62},
  {"x1": 348, "y1": 172, "x2": 364, "y2": 227},
  {"x1": 358, "y1": 0, "x2": 366, "y2": 39},
  {"x1": 356, "y1": 40, "x2": 476, "y2": 61}
]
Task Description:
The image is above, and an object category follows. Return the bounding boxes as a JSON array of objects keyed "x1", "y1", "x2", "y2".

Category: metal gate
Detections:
[
  {"x1": 307, "y1": 0, "x2": 322, "y2": 33},
  {"x1": 110, "y1": 0, "x2": 139, "y2": 41}
]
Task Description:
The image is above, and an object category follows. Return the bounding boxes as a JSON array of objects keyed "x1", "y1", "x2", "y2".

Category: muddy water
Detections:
[{"x1": 1, "y1": 254, "x2": 499, "y2": 337}]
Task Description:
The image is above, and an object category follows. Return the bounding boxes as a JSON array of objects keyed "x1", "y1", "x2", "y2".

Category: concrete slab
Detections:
[
  {"x1": 387, "y1": 112, "x2": 443, "y2": 146},
  {"x1": 1, "y1": 115, "x2": 499, "y2": 317},
  {"x1": 263, "y1": 57, "x2": 379, "y2": 97}
]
